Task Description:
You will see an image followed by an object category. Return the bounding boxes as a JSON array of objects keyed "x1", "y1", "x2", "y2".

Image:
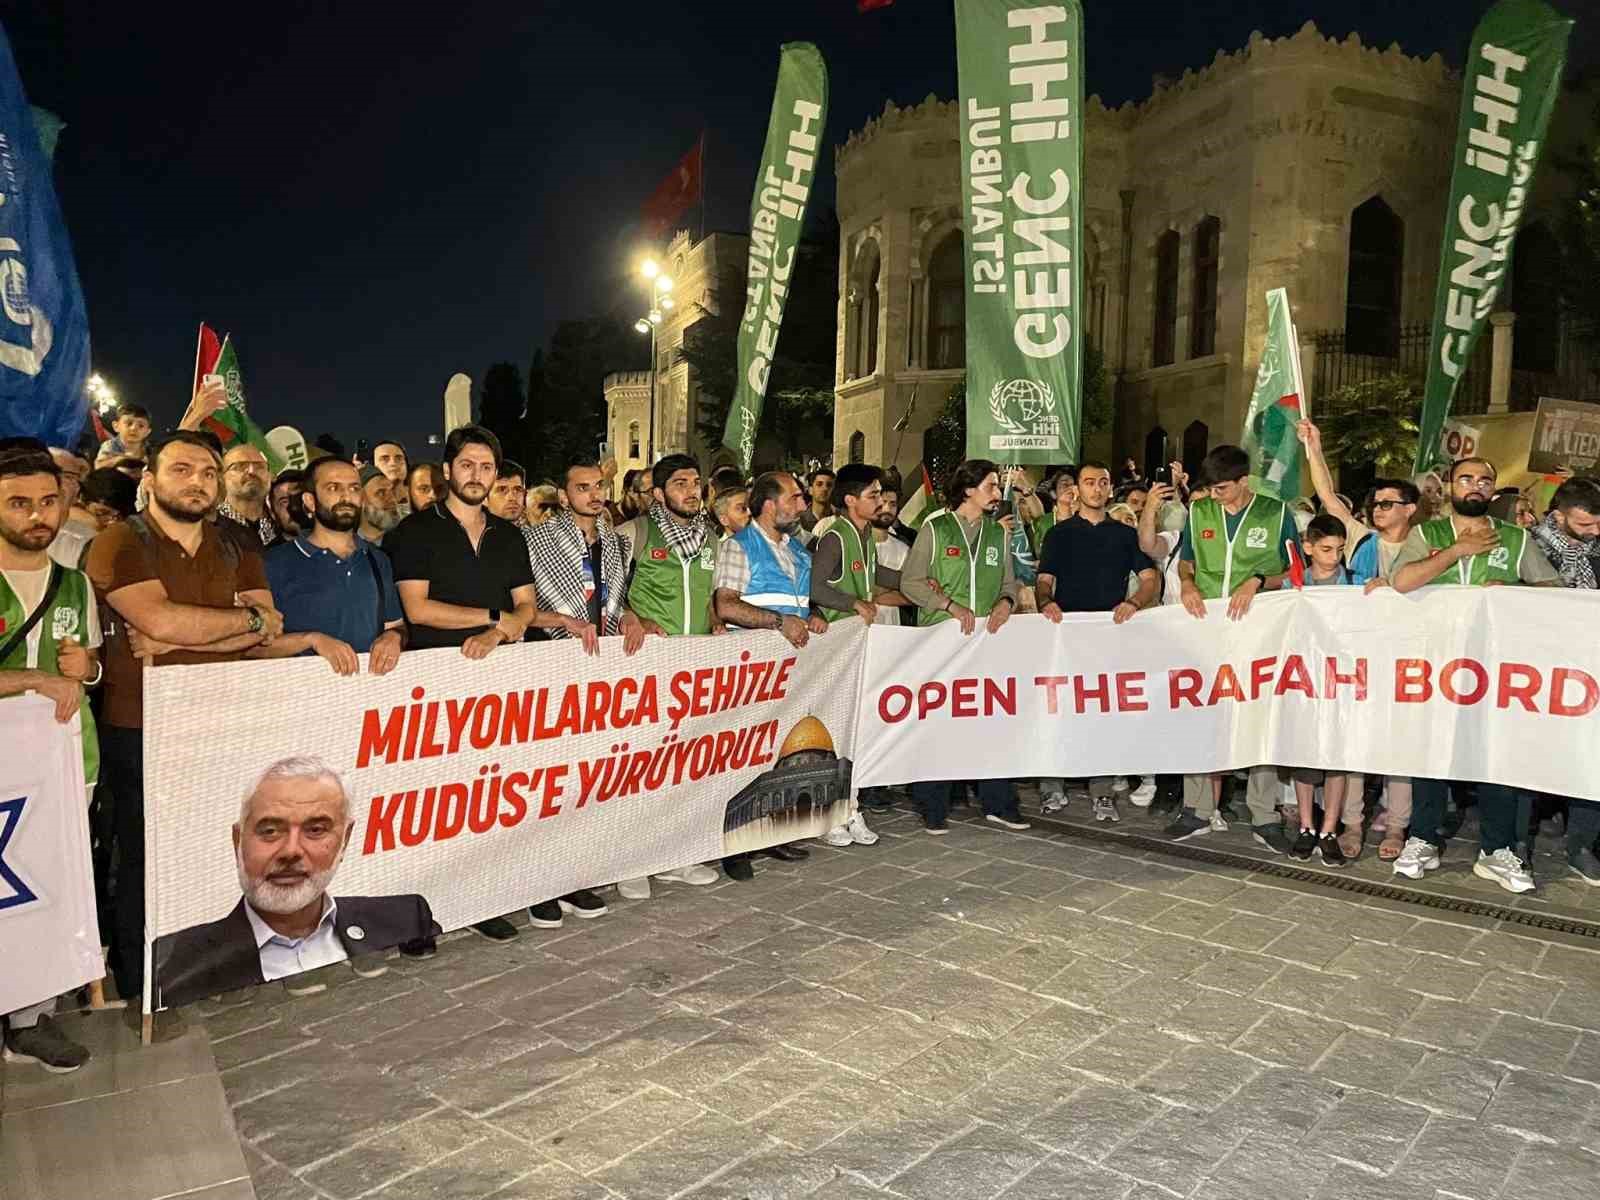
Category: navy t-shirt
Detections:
[
  {"x1": 265, "y1": 536, "x2": 403, "y2": 653},
  {"x1": 1039, "y1": 515, "x2": 1155, "y2": 612}
]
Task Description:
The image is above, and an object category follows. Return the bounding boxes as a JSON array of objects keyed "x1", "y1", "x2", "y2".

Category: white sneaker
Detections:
[
  {"x1": 1113, "y1": 777, "x2": 1131, "y2": 794},
  {"x1": 617, "y1": 876, "x2": 651, "y2": 900},
  {"x1": 846, "y1": 812, "x2": 879, "y2": 845},
  {"x1": 1474, "y1": 848, "x2": 1535, "y2": 894},
  {"x1": 1130, "y1": 780, "x2": 1158, "y2": 808},
  {"x1": 349, "y1": 956, "x2": 389, "y2": 979},
  {"x1": 1208, "y1": 812, "x2": 1229, "y2": 833},
  {"x1": 655, "y1": 864, "x2": 720, "y2": 886},
  {"x1": 1392, "y1": 837, "x2": 1441, "y2": 880},
  {"x1": 821, "y1": 825, "x2": 853, "y2": 847},
  {"x1": 986, "y1": 813, "x2": 1032, "y2": 831},
  {"x1": 1041, "y1": 791, "x2": 1068, "y2": 813}
]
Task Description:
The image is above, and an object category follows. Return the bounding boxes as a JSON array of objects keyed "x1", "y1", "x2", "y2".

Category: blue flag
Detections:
[{"x1": 0, "y1": 28, "x2": 89, "y2": 450}]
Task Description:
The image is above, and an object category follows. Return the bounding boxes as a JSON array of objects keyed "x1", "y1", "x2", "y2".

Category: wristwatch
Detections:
[
  {"x1": 488, "y1": 607, "x2": 502, "y2": 625},
  {"x1": 244, "y1": 606, "x2": 263, "y2": 634},
  {"x1": 1251, "y1": 573, "x2": 1267, "y2": 590}
]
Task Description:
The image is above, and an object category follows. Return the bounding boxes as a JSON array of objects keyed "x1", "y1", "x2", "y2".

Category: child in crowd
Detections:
[
  {"x1": 94, "y1": 403, "x2": 152, "y2": 467},
  {"x1": 1290, "y1": 513, "x2": 1353, "y2": 866}
]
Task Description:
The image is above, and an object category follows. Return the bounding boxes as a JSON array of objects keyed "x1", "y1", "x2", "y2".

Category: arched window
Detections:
[
  {"x1": 1345, "y1": 196, "x2": 1404, "y2": 356},
  {"x1": 1182, "y1": 420, "x2": 1209, "y2": 481},
  {"x1": 928, "y1": 233, "x2": 966, "y2": 369},
  {"x1": 1153, "y1": 231, "x2": 1180, "y2": 367},
  {"x1": 848, "y1": 430, "x2": 865, "y2": 464},
  {"x1": 1190, "y1": 217, "x2": 1220, "y2": 358},
  {"x1": 1512, "y1": 223, "x2": 1562, "y2": 373},
  {"x1": 1143, "y1": 425, "x2": 1168, "y2": 480},
  {"x1": 627, "y1": 421, "x2": 640, "y2": 460},
  {"x1": 863, "y1": 255, "x2": 881, "y2": 376},
  {"x1": 850, "y1": 241, "x2": 882, "y2": 379}
]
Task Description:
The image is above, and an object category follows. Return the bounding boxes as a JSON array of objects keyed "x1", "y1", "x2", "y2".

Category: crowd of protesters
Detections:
[{"x1": 3, "y1": 377, "x2": 1598, "y2": 1074}]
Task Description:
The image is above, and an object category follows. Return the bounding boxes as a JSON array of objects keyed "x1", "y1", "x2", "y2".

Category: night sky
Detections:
[{"x1": 5, "y1": 1, "x2": 1593, "y2": 460}]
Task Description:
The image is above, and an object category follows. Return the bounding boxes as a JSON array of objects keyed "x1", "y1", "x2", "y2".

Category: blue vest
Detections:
[
  {"x1": 1348, "y1": 531, "x2": 1380, "y2": 586},
  {"x1": 733, "y1": 522, "x2": 812, "y2": 618}
]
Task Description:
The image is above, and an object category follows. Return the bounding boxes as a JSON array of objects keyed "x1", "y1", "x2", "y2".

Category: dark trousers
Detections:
[
  {"x1": 1412, "y1": 777, "x2": 1519, "y2": 855},
  {"x1": 913, "y1": 778, "x2": 1016, "y2": 826},
  {"x1": 1568, "y1": 799, "x2": 1600, "y2": 859},
  {"x1": 101, "y1": 725, "x2": 145, "y2": 1002}
]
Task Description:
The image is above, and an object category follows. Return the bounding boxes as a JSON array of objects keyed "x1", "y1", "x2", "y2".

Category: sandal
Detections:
[
  {"x1": 1337, "y1": 828, "x2": 1363, "y2": 861},
  {"x1": 1378, "y1": 831, "x2": 1405, "y2": 860}
]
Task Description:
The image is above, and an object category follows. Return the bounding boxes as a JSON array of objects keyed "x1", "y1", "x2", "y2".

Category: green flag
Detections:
[
  {"x1": 1242, "y1": 289, "x2": 1305, "y2": 502},
  {"x1": 723, "y1": 43, "x2": 827, "y2": 473},
  {"x1": 1416, "y1": 0, "x2": 1572, "y2": 472},
  {"x1": 208, "y1": 337, "x2": 285, "y2": 473},
  {"x1": 956, "y1": 0, "x2": 1084, "y2": 465}
]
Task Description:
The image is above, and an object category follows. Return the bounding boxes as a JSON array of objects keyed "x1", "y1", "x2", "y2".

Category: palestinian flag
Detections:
[
  {"x1": 1242, "y1": 288, "x2": 1305, "y2": 502},
  {"x1": 896, "y1": 462, "x2": 938, "y2": 529},
  {"x1": 205, "y1": 336, "x2": 285, "y2": 472}
]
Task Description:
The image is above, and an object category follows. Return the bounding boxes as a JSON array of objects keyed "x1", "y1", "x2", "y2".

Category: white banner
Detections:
[
  {"x1": 856, "y1": 588, "x2": 1600, "y2": 799},
  {"x1": 0, "y1": 696, "x2": 100, "y2": 1015}
]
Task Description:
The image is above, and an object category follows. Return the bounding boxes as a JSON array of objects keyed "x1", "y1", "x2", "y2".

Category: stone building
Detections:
[{"x1": 833, "y1": 21, "x2": 1592, "y2": 483}]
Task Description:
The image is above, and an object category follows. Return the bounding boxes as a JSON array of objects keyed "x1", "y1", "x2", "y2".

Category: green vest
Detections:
[
  {"x1": 0, "y1": 566, "x2": 99, "y2": 784},
  {"x1": 818, "y1": 518, "x2": 876, "y2": 623},
  {"x1": 1031, "y1": 511, "x2": 1057, "y2": 555},
  {"x1": 625, "y1": 516, "x2": 717, "y2": 636},
  {"x1": 918, "y1": 511, "x2": 1007, "y2": 625},
  {"x1": 1188, "y1": 495, "x2": 1288, "y2": 599},
  {"x1": 1419, "y1": 517, "x2": 1525, "y2": 585}
]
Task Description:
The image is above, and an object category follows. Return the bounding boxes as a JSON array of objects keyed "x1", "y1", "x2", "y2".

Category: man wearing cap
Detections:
[{"x1": 356, "y1": 464, "x2": 402, "y2": 547}]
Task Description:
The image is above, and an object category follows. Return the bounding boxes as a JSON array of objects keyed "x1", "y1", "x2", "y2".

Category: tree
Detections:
[
  {"x1": 1317, "y1": 374, "x2": 1421, "y2": 473},
  {"x1": 477, "y1": 363, "x2": 526, "y2": 466},
  {"x1": 520, "y1": 315, "x2": 643, "y2": 483},
  {"x1": 1558, "y1": 96, "x2": 1600, "y2": 337}
]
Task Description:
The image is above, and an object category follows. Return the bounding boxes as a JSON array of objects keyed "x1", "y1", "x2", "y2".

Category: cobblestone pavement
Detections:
[{"x1": 201, "y1": 796, "x2": 1600, "y2": 1200}]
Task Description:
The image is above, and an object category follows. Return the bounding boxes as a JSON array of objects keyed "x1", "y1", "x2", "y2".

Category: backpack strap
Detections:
[{"x1": 0, "y1": 562, "x2": 65, "y2": 665}]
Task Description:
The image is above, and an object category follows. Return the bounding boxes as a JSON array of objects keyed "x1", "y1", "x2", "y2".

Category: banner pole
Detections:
[{"x1": 141, "y1": 943, "x2": 153, "y2": 1046}]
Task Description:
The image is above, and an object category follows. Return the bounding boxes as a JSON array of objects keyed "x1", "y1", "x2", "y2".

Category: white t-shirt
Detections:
[
  {"x1": 1, "y1": 565, "x2": 102, "y2": 668},
  {"x1": 873, "y1": 533, "x2": 909, "y2": 626}
]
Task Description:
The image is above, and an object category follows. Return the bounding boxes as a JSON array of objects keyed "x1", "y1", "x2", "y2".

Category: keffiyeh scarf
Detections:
[
  {"x1": 1530, "y1": 512, "x2": 1599, "y2": 589},
  {"x1": 648, "y1": 500, "x2": 708, "y2": 560},
  {"x1": 522, "y1": 511, "x2": 628, "y2": 636}
]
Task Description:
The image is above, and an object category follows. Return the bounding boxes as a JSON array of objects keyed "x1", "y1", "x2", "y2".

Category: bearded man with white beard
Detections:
[{"x1": 153, "y1": 757, "x2": 438, "y2": 1007}]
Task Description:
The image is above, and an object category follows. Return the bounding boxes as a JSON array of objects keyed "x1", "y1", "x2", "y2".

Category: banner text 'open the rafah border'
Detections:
[
  {"x1": 1415, "y1": 0, "x2": 1571, "y2": 473},
  {"x1": 724, "y1": 43, "x2": 828, "y2": 473},
  {"x1": 956, "y1": 1, "x2": 1084, "y2": 465}
]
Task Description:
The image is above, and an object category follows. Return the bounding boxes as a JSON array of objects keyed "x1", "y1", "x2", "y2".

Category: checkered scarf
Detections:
[
  {"x1": 648, "y1": 500, "x2": 708, "y2": 560},
  {"x1": 1530, "y1": 512, "x2": 1599, "y2": 589},
  {"x1": 217, "y1": 503, "x2": 276, "y2": 546},
  {"x1": 521, "y1": 511, "x2": 628, "y2": 636}
]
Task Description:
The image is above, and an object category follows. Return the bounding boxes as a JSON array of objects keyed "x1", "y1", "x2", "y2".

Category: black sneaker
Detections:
[
  {"x1": 924, "y1": 817, "x2": 949, "y2": 836},
  {"x1": 398, "y1": 936, "x2": 437, "y2": 960},
  {"x1": 3, "y1": 1016, "x2": 90, "y2": 1073},
  {"x1": 557, "y1": 890, "x2": 609, "y2": 919},
  {"x1": 1252, "y1": 823, "x2": 1292, "y2": 855},
  {"x1": 1316, "y1": 833, "x2": 1347, "y2": 868},
  {"x1": 724, "y1": 857, "x2": 755, "y2": 882},
  {"x1": 527, "y1": 900, "x2": 564, "y2": 928},
  {"x1": 470, "y1": 916, "x2": 520, "y2": 942},
  {"x1": 1289, "y1": 829, "x2": 1317, "y2": 861},
  {"x1": 1163, "y1": 809, "x2": 1210, "y2": 841}
]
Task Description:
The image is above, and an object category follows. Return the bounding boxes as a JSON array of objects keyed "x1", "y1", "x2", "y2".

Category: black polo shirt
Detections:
[
  {"x1": 1039, "y1": 514, "x2": 1155, "y2": 612},
  {"x1": 384, "y1": 504, "x2": 535, "y2": 649}
]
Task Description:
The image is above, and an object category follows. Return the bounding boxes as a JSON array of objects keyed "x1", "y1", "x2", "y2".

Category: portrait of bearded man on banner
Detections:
[{"x1": 153, "y1": 755, "x2": 437, "y2": 1008}]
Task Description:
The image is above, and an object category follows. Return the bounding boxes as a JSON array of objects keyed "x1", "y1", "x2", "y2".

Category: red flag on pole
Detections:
[
  {"x1": 192, "y1": 323, "x2": 223, "y2": 398},
  {"x1": 639, "y1": 136, "x2": 704, "y2": 240},
  {"x1": 858, "y1": 0, "x2": 894, "y2": 11}
]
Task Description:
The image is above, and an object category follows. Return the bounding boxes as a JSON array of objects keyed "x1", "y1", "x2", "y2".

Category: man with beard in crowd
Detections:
[
  {"x1": 487, "y1": 460, "x2": 528, "y2": 526},
  {"x1": 356, "y1": 464, "x2": 401, "y2": 546},
  {"x1": 262, "y1": 458, "x2": 405, "y2": 677},
  {"x1": 1390, "y1": 456, "x2": 1560, "y2": 893},
  {"x1": 0, "y1": 445, "x2": 100, "y2": 1072},
  {"x1": 46, "y1": 446, "x2": 96, "y2": 569},
  {"x1": 405, "y1": 461, "x2": 442, "y2": 513},
  {"x1": 614, "y1": 453, "x2": 724, "y2": 896},
  {"x1": 1530, "y1": 476, "x2": 1600, "y2": 591},
  {"x1": 385, "y1": 425, "x2": 537, "y2": 942},
  {"x1": 217, "y1": 444, "x2": 278, "y2": 549},
  {"x1": 798, "y1": 466, "x2": 835, "y2": 542},
  {"x1": 87, "y1": 431, "x2": 283, "y2": 1004},
  {"x1": 269, "y1": 469, "x2": 307, "y2": 540}
]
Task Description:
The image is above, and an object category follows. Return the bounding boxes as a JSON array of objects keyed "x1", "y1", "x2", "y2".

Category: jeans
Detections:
[
  {"x1": 101, "y1": 725, "x2": 145, "y2": 1003},
  {"x1": 1413, "y1": 778, "x2": 1519, "y2": 855},
  {"x1": 913, "y1": 778, "x2": 1016, "y2": 825}
]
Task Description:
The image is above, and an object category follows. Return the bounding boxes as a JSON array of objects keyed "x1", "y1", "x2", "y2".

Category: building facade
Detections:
[{"x1": 833, "y1": 21, "x2": 1590, "y2": 482}]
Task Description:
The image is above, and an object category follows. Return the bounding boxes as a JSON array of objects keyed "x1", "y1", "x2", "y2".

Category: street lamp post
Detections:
[{"x1": 633, "y1": 260, "x2": 674, "y2": 466}]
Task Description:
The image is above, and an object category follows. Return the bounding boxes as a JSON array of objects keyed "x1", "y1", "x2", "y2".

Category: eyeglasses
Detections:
[{"x1": 1371, "y1": 499, "x2": 1409, "y2": 511}]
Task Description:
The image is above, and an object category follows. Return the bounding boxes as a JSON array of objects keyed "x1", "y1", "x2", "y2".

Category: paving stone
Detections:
[
  {"x1": 1165, "y1": 872, "x2": 1249, "y2": 905},
  {"x1": 1563, "y1": 1032, "x2": 1600, "y2": 1084},
  {"x1": 1537, "y1": 944, "x2": 1600, "y2": 983},
  {"x1": 346, "y1": 1003, "x2": 508, "y2": 1071},
  {"x1": 1187, "y1": 950, "x2": 1281, "y2": 996},
  {"x1": 589, "y1": 1012, "x2": 727, "y2": 1070},
  {"x1": 301, "y1": 1108, "x2": 490, "y2": 1198},
  {"x1": 1458, "y1": 931, "x2": 1546, "y2": 975},
  {"x1": 1470, "y1": 969, "x2": 1559, "y2": 1018},
  {"x1": 1216, "y1": 1067, "x2": 1345, "y2": 1136},
  {"x1": 1395, "y1": 1114, "x2": 1524, "y2": 1197},
  {"x1": 995, "y1": 1156, "x2": 1134, "y2": 1200},
  {"x1": 982, "y1": 938, "x2": 1080, "y2": 988},
  {"x1": 1005, "y1": 1003, "x2": 1115, "y2": 1061},
  {"x1": 419, "y1": 1036, "x2": 592, "y2": 1116},
  {"x1": 1311, "y1": 1030, "x2": 1427, "y2": 1094},
  {"x1": 1480, "y1": 1067, "x2": 1599, "y2": 1141},
  {"x1": 581, "y1": 935, "x2": 732, "y2": 996},
  {"x1": 1544, "y1": 983, "x2": 1600, "y2": 1033},
  {"x1": 472, "y1": 1157, "x2": 614, "y2": 1200},
  {"x1": 755, "y1": 1074, "x2": 889, "y2": 1152},
  {"x1": 683, "y1": 1149, "x2": 838, "y2": 1200},
  {"x1": 887, "y1": 1126, "x2": 1047, "y2": 1200},
  {"x1": 1143, "y1": 898, "x2": 1229, "y2": 938},
  {"x1": 1101, "y1": 1112, "x2": 1241, "y2": 1194},
  {"x1": 1035, "y1": 956, "x2": 1143, "y2": 1008},
  {"x1": 1195, "y1": 1129, "x2": 1335, "y2": 1200},
  {"x1": 1205, "y1": 912, "x2": 1298, "y2": 953},
  {"x1": 1501, "y1": 1141, "x2": 1600, "y2": 1200},
  {"x1": 1307, "y1": 1164, "x2": 1429, "y2": 1200},
  {"x1": 1324, "y1": 940, "x2": 1420, "y2": 980},
  {"x1": 671, "y1": 964, "x2": 793, "y2": 1015},
  {"x1": 640, "y1": 1034, "x2": 769, "y2": 1094},
  {"x1": 1262, "y1": 925, "x2": 1357, "y2": 970},
  {"x1": 931, "y1": 976, "x2": 1054, "y2": 1041},
  {"x1": 1136, "y1": 1043, "x2": 1262, "y2": 1112},
  {"x1": 1331, "y1": 976, "x2": 1426, "y2": 1030},
  {"x1": 489, "y1": 970, "x2": 624, "y2": 1025},
  {"x1": 1395, "y1": 997, "x2": 1484, "y2": 1051},
  {"x1": 1253, "y1": 964, "x2": 1348, "y2": 1013},
  {"x1": 1067, "y1": 1023, "x2": 1189, "y2": 1085},
  {"x1": 1095, "y1": 890, "x2": 1182, "y2": 926},
  {"x1": 539, "y1": 1085, "x2": 699, "y2": 1173},
  {"x1": 1394, "y1": 1051, "x2": 1505, "y2": 1119},
  {"x1": 1393, "y1": 920, "x2": 1483, "y2": 958},
  {"x1": 1026, "y1": 1081, "x2": 1163, "y2": 1160},
  {"x1": 697, "y1": 1046, "x2": 838, "y2": 1121},
  {"x1": 1395, "y1": 955, "x2": 1491, "y2": 1002},
  {"x1": 1122, "y1": 936, "x2": 1221, "y2": 980},
  {"x1": 886, "y1": 1033, "x2": 1017, "y2": 1102},
  {"x1": 1475, "y1": 1012, "x2": 1581, "y2": 1073},
  {"x1": 1091, "y1": 974, "x2": 1191, "y2": 1024},
  {"x1": 1233, "y1": 1011, "x2": 1344, "y2": 1069},
  {"x1": 963, "y1": 1053, "x2": 1090, "y2": 1128},
  {"x1": 231, "y1": 1063, "x2": 439, "y2": 1170},
  {"x1": 1160, "y1": 989, "x2": 1272, "y2": 1045},
  {"x1": 1305, "y1": 1091, "x2": 1430, "y2": 1173},
  {"x1": 807, "y1": 1178, "x2": 895, "y2": 1200},
  {"x1": 540, "y1": 987, "x2": 675, "y2": 1050},
  {"x1": 822, "y1": 1101, "x2": 975, "y2": 1187}
]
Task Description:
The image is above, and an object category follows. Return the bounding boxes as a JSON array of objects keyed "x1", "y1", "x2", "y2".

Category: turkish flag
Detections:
[
  {"x1": 858, "y1": 0, "x2": 894, "y2": 10},
  {"x1": 640, "y1": 137, "x2": 704, "y2": 240},
  {"x1": 192, "y1": 323, "x2": 223, "y2": 397}
]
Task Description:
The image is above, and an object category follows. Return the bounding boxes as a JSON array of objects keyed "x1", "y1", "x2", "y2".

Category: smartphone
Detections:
[
  {"x1": 1153, "y1": 465, "x2": 1171, "y2": 484},
  {"x1": 203, "y1": 373, "x2": 224, "y2": 389},
  {"x1": 995, "y1": 496, "x2": 1014, "y2": 518}
]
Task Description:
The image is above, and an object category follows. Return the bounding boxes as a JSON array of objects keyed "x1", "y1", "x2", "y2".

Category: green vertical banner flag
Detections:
[
  {"x1": 209, "y1": 337, "x2": 285, "y2": 473},
  {"x1": 955, "y1": 0, "x2": 1084, "y2": 465},
  {"x1": 1416, "y1": 0, "x2": 1572, "y2": 472},
  {"x1": 1242, "y1": 289, "x2": 1305, "y2": 502},
  {"x1": 724, "y1": 43, "x2": 828, "y2": 473}
]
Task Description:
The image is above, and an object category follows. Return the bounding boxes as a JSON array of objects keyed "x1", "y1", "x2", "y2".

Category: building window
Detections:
[
  {"x1": 1190, "y1": 217, "x2": 1219, "y2": 358},
  {"x1": 848, "y1": 430, "x2": 865, "y2": 464},
  {"x1": 928, "y1": 233, "x2": 966, "y2": 369},
  {"x1": 627, "y1": 421, "x2": 640, "y2": 460},
  {"x1": 1511, "y1": 223, "x2": 1562, "y2": 373},
  {"x1": 1152, "y1": 231, "x2": 1179, "y2": 367},
  {"x1": 1182, "y1": 420, "x2": 1209, "y2": 481},
  {"x1": 1345, "y1": 196, "x2": 1403, "y2": 356},
  {"x1": 863, "y1": 256, "x2": 881, "y2": 376},
  {"x1": 1142, "y1": 425, "x2": 1169, "y2": 480}
]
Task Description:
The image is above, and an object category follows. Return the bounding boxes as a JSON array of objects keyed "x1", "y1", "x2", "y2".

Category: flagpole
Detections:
[{"x1": 698, "y1": 129, "x2": 707, "y2": 245}]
